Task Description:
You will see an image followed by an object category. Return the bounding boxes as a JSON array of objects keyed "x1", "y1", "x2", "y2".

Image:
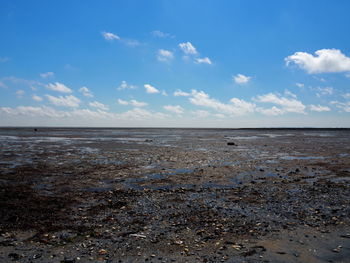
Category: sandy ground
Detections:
[{"x1": 0, "y1": 128, "x2": 349, "y2": 262}]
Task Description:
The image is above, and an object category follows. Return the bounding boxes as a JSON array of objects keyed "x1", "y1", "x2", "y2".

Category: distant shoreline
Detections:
[{"x1": 0, "y1": 126, "x2": 350, "y2": 130}]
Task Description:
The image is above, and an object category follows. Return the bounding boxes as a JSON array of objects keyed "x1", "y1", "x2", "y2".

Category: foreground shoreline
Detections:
[{"x1": 1, "y1": 128, "x2": 349, "y2": 262}]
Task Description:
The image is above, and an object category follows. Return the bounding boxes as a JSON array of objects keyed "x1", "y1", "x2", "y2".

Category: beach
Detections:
[{"x1": 0, "y1": 128, "x2": 350, "y2": 262}]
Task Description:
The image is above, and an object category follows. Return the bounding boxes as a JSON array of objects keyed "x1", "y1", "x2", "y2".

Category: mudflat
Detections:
[{"x1": 0, "y1": 128, "x2": 349, "y2": 263}]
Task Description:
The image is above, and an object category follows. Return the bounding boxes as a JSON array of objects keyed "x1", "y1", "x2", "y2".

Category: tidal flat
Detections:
[{"x1": 0, "y1": 128, "x2": 350, "y2": 262}]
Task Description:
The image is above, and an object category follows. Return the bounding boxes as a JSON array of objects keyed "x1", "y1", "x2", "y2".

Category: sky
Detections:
[{"x1": 1, "y1": 0, "x2": 350, "y2": 127}]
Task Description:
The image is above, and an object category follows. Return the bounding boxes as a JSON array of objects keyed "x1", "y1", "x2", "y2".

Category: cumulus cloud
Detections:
[
  {"x1": 89, "y1": 101, "x2": 109, "y2": 111},
  {"x1": 40, "y1": 72, "x2": 54, "y2": 79},
  {"x1": 163, "y1": 105, "x2": 184, "y2": 114},
  {"x1": 296, "y1": 83, "x2": 305, "y2": 88},
  {"x1": 144, "y1": 84, "x2": 160, "y2": 94},
  {"x1": 101, "y1": 31, "x2": 120, "y2": 41},
  {"x1": 285, "y1": 49, "x2": 350, "y2": 74},
  {"x1": 195, "y1": 57, "x2": 212, "y2": 65},
  {"x1": 46, "y1": 94, "x2": 80, "y2": 108},
  {"x1": 157, "y1": 49, "x2": 174, "y2": 62},
  {"x1": 32, "y1": 94, "x2": 43, "y2": 102},
  {"x1": 254, "y1": 93, "x2": 306, "y2": 114},
  {"x1": 46, "y1": 82, "x2": 72, "y2": 93},
  {"x1": 179, "y1": 42, "x2": 198, "y2": 55},
  {"x1": 309, "y1": 104, "x2": 331, "y2": 112},
  {"x1": 234, "y1": 74, "x2": 251, "y2": 84},
  {"x1": 79, "y1": 86, "x2": 93, "y2": 97},
  {"x1": 174, "y1": 89, "x2": 190, "y2": 97},
  {"x1": 189, "y1": 90, "x2": 255, "y2": 116},
  {"x1": 117, "y1": 81, "x2": 137, "y2": 91}
]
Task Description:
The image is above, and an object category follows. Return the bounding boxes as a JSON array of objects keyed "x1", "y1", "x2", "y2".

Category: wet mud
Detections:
[{"x1": 0, "y1": 128, "x2": 350, "y2": 262}]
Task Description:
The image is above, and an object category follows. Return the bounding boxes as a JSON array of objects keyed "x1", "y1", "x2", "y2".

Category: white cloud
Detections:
[
  {"x1": 234, "y1": 74, "x2": 251, "y2": 84},
  {"x1": 117, "y1": 81, "x2": 137, "y2": 91},
  {"x1": 343, "y1": 93, "x2": 350, "y2": 99},
  {"x1": 254, "y1": 93, "x2": 306, "y2": 114},
  {"x1": 285, "y1": 49, "x2": 350, "y2": 74},
  {"x1": 117, "y1": 108, "x2": 167, "y2": 120},
  {"x1": 32, "y1": 94, "x2": 43, "y2": 102},
  {"x1": 157, "y1": 49, "x2": 174, "y2": 62},
  {"x1": 189, "y1": 90, "x2": 255, "y2": 116},
  {"x1": 296, "y1": 83, "x2": 305, "y2": 88},
  {"x1": 40, "y1": 72, "x2": 54, "y2": 79},
  {"x1": 16, "y1": 90, "x2": 25, "y2": 98},
  {"x1": 174, "y1": 89, "x2": 190, "y2": 97},
  {"x1": 46, "y1": 82, "x2": 72, "y2": 93},
  {"x1": 101, "y1": 31, "x2": 120, "y2": 41},
  {"x1": 144, "y1": 84, "x2": 160, "y2": 94},
  {"x1": 309, "y1": 104, "x2": 331, "y2": 112},
  {"x1": 0, "y1": 106, "x2": 69, "y2": 118},
  {"x1": 192, "y1": 110, "x2": 210, "y2": 118},
  {"x1": 122, "y1": 39, "x2": 140, "y2": 47},
  {"x1": 256, "y1": 106, "x2": 284, "y2": 116},
  {"x1": 330, "y1": 101, "x2": 350, "y2": 112},
  {"x1": 117, "y1": 99, "x2": 129, "y2": 105},
  {"x1": 314, "y1": 86, "x2": 333, "y2": 97},
  {"x1": 130, "y1": 99, "x2": 148, "y2": 107},
  {"x1": 164, "y1": 105, "x2": 184, "y2": 114},
  {"x1": 151, "y1": 30, "x2": 173, "y2": 38},
  {"x1": 46, "y1": 94, "x2": 80, "y2": 108},
  {"x1": 79, "y1": 86, "x2": 93, "y2": 97},
  {"x1": 89, "y1": 101, "x2": 109, "y2": 111},
  {"x1": 179, "y1": 42, "x2": 198, "y2": 55},
  {"x1": 195, "y1": 57, "x2": 212, "y2": 65},
  {"x1": 284, "y1": 89, "x2": 297, "y2": 98},
  {"x1": 117, "y1": 99, "x2": 147, "y2": 107}
]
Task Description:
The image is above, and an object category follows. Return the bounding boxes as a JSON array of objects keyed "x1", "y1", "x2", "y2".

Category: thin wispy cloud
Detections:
[
  {"x1": 101, "y1": 31, "x2": 120, "y2": 41},
  {"x1": 195, "y1": 57, "x2": 212, "y2": 65},
  {"x1": 40, "y1": 72, "x2": 54, "y2": 79},
  {"x1": 32, "y1": 94, "x2": 43, "y2": 102},
  {"x1": 79, "y1": 87, "x2": 93, "y2": 98}
]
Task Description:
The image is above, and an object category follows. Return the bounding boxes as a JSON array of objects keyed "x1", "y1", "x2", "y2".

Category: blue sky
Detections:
[{"x1": 1, "y1": 0, "x2": 350, "y2": 127}]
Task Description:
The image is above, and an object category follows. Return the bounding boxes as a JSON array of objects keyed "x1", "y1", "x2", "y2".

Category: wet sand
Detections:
[{"x1": 0, "y1": 128, "x2": 350, "y2": 262}]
